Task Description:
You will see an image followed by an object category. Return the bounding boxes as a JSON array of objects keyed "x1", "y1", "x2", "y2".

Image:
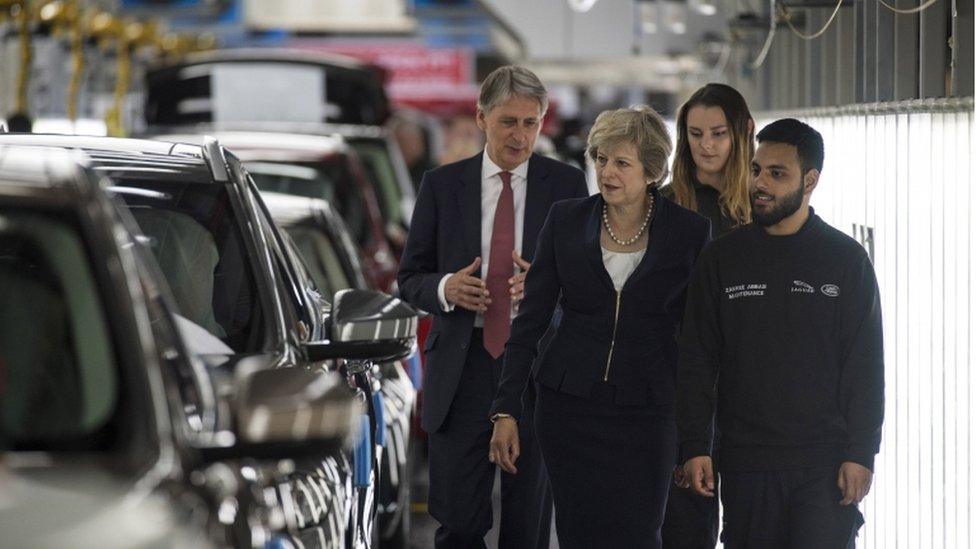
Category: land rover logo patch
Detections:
[{"x1": 821, "y1": 284, "x2": 840, "y2": 297}]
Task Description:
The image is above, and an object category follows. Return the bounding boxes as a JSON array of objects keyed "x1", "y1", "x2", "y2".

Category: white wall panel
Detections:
[{"x1": 760, "y1": 98, "x2": 975, "y2": 548}]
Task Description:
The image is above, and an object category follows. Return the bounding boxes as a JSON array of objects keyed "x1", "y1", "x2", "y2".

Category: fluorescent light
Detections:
[
  {"x1": 664, "y1": 1, "x2": 687, "y2": 34},
  {"x1": 690, "y1": 0, "x2": 717, "y2": 15},
  {"x1": 31, "y1": 118, "x2": 108, "y2": 136},
  {"x1": 567, "y1": 0, "x2": 599, "y2": 12},
  {"x1": 639, "y1": 1, "x2": 658, "y2": 34}
]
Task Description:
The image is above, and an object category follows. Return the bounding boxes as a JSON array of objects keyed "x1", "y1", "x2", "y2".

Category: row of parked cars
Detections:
[{"x1": 0, "y1": 48, "x2": 425, "y2": 549}]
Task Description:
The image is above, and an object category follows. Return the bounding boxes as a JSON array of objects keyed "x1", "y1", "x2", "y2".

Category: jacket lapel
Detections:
[
  {"x1": 522, "y1": 154, "x2": 552, "y2": 261},
  {"x1": 458, "y1": 153, "x2": 483, "y2": 276},
  {"x1": 585, "y1": 195, "x2": 614, "y2": 289},
  {"x1": 624, "y1": 188, "x2": 672, "y2": 290}
]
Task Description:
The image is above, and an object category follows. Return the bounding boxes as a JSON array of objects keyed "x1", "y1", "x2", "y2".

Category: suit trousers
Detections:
[{"x1": 427, "y1": 329, "x2": 552, "y2": 549}]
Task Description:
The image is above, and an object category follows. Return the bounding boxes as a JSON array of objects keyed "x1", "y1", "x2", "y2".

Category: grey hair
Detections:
[
  {"x1": 477, "y1": 65, "x2": 549, "y2": 116},
  {"x1": 586, "y1": 105, "x2": 672, "y2": 188}
]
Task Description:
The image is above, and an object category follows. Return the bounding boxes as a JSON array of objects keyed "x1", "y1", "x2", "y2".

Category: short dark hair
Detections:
[{"x1": 756, "y1": 118, "x2": 824, "y2": 175}]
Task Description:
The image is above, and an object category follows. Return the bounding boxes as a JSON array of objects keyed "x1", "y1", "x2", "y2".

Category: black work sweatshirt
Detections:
[{"x1": 677, "y1": 209, "x2": 885, "y2": 472}]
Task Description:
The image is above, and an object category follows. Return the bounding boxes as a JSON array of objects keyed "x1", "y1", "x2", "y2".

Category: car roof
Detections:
[
  {"x1": 149, "y1": 121, "x2": 387, "y2": 141},
  {"x1": 0, "y1": 144, "x2": 90, "y2": 191},
  {"x1": 0, "y1": 134, "x2": 214, "y2": 183},
  {"x1": 152, "y1": 130, "x2": 348, "y2": 156},
  {"x1": 150, "y1": 48, "x2": 371, "y2": 72}
]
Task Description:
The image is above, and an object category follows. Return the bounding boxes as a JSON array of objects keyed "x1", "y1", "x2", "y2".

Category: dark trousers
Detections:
[
  {"x1": 535, "y1": 383, "x2": 675, "y2": 549},
  {"x1": 720, "y1": 466, "x2": 865, "y2": 549},
  {"x1": 427, "y1": 331, "x2": 552, "y2": 549},
  {"x1": 662, "y1": 478, "x2": 720, "y2": 548}
]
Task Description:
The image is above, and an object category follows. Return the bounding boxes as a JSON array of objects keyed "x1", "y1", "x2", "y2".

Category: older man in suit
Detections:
[{"x1": 398, "y1": 66, "x2": 588, "y2": 548}]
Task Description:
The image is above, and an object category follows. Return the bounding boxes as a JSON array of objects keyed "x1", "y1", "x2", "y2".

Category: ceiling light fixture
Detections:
[
  {"x1": 638, "y1": 1, "x2": 659, "y2": 34},
  {"x1": 567, "y1": 0, "x2": 600, "y2": 13},
  {"x1": 689, "y1": 0, "x2": 718, "y2": 16},
  {"x1": 664, "y1": 1, "x2": 687, "y2": 34}
]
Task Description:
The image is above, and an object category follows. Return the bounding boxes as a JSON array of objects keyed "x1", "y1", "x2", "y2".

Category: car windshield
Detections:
[
  {"x1": 110, "y1": 181, "x2": 264, "y2": 353},
  {"x1": 0, "y1": 210, "x2": 119, "y2": 449},
  {"x1": 246, "y1": 157, "x2": 369, "y2": 247},
  {"x1": 348, "y1": 139, "x2": 403, "y2": 226}
]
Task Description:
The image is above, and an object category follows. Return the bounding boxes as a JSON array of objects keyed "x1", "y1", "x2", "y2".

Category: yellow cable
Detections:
[
  {"x1": 15, "y1": 1, "x2": 31, "y2": 114},
  {"x1": 105, "y1": 34, "x2": 131, "y2": 137},
  {"x1": 66, "y1": 1, "x2": 83, "y2": 122}
]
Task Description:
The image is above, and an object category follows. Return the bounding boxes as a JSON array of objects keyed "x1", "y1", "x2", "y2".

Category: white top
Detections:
[
  {"x1": 602, "y1": 247, "x2": 646, "y2": 291},
  {"x1": 437, "y1": 150, "x2": 530, "y2": 325}
]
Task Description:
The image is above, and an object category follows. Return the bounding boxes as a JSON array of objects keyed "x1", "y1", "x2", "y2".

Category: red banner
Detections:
[{"x1": 293, "y1": 42, "x2": 477, "y2": 101}]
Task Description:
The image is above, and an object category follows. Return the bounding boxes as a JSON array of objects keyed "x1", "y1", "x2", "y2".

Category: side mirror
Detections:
[
  {"x1": 198, "y1": 366, "x2": 363, "y2": 461},
  {"x1": 303, "y1": 289, "x2": 418, "y2": 363}
]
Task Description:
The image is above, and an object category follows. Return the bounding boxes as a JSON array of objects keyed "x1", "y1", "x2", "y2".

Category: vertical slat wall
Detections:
[{"x1": 760, "y1": 98, "x2": 974, "y2": 548}]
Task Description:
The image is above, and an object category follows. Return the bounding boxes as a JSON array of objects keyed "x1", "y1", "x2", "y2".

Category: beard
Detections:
[{"x1": 751, "y1": 180, "x2": 805, "y2": 227}]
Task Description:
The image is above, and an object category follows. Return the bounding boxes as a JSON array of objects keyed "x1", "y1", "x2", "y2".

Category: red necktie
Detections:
[{"x1": 483, "y1": 171, "x2": 514, "y2": 359}]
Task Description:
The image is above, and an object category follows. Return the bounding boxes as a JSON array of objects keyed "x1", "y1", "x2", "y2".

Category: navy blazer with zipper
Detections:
[
  {"x1": 397, "y1": 151, "x2": 588, "y2": 433},
  {"x1": 491, "y1": 190, "x2": 711, "y2": 420}
]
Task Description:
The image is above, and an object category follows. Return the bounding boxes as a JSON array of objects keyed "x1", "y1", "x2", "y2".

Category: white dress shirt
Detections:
[
  {"x1": 437, "y1": 149, "x2": 529, "y2": 325},
  {"x1": 601, "y1": 247, "x2": 645, "y2": 291}
]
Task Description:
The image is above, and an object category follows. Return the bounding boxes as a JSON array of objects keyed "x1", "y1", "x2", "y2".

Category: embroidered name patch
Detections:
[{"x1": 726, "y1": 283, "x2": 767, "y2": 299}]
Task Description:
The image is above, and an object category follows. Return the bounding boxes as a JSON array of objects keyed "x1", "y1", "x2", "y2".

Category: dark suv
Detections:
[
  {"x1": 263, "y1": 191, "x2": 420, "y2": 547},
  {"x1": 0, "y1": 145, "x2": 367, "y2": 547},
  {"x1": 0, "y1": 135, "x2": 417, "y2": 548}
]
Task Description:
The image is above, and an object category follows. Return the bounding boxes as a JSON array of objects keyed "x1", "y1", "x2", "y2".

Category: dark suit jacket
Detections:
[
  {"x1": 397, "y1": 152, "x2": 588, "y2": 432},
  {"x1": 491, "y1": 190, "x2": 711, "y2": 420}
]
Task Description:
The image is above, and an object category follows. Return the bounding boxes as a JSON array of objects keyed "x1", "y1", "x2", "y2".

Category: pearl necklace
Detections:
[{"x1": 602, "y1": 194, "x2": 655, "y2": 246}]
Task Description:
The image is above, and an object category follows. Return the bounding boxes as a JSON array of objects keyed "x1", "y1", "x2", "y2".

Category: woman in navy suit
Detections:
[{"x1": 488, "y1": 105, "x2": 711, "y2": 548}]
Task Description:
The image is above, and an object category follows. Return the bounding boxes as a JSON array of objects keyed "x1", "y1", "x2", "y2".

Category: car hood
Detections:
[{"x1": 0, "y1": 460, "x2": 210, "y2": 548}]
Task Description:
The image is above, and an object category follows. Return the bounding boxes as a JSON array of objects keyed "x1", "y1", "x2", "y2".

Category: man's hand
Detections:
[
  {"x1": 445, "y1": 257, "x2": 490, "y2": 312},
  {"x1": 681, "y1": 456, "x2": 716, "y2": 497},
  {"x1": 508, "y1": 251, "x2": 531, "y2": 304},
  {"x1": 489, "y1": 417, "x2": 520, "y2": 474},
  {"x1": 672, "y1": 465, "x2": 687, "y2": 487},
  {"x1": 837, "y1": 461, "x2": 873, "y2": 505}
]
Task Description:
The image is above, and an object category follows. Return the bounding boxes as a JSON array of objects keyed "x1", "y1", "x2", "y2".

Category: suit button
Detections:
[{"x1": 461, "y1": 343, "x2": 468, "y2": 350}]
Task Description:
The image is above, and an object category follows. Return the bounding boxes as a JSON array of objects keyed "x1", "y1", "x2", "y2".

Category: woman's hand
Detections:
[{"x1": 489, "y1": 417, "x2": 521, "y2": 474}]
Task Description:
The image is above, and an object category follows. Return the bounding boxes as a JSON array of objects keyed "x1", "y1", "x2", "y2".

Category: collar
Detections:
[
  {"x1": 692, "y1": 176, "x2": 720, "y2": 194},
  {"x1": 753, "y1": 206, "x2": 821, "y2": 240},
  {"x1": 482, "y1": 149, "x2": 529, "y2": 183}
]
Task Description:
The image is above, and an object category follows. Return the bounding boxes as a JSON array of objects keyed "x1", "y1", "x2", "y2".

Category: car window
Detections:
[
  {"x1": 348, "y1": 140, "x2": 403, "y2": 226},
  {"x1": 254, "y1": 195, "x2": 316, "y2": 336},
  {"x1": 325, "y1": 211, "x2": 370, "y2": 290},
  {"x1": 283, "y1": 223, "x2": 352, "y2": 297},
  {"x1": 110, "y1": 181, "x2": 264, "y2": 353},
  {"x1": 0, "y1": 211, "x2": 118, "y2": 447},
  {"x1": 129, "y1": 239, "x2": 218, "y2": 436},
  {"x1": 246, "y1": 157, "x2": 369, "y2": 249}
]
